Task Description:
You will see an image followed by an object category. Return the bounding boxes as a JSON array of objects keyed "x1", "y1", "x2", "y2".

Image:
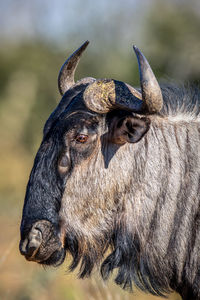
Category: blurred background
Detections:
[{"x1": 1, "y1": 0, "x2": 200, "y2": 299}]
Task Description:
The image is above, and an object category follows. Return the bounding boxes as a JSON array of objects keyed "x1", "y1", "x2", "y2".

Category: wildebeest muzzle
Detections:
[{"x1": 19, "y1": 220, "x2": 66, "y2": 266}]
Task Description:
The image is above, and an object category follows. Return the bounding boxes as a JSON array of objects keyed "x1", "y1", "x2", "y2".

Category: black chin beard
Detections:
[
  {"x1": 65, "y1": 230, "x2": 111, "y2": 278},
  {"x1": 101, "y1": 226, "x2": 171, "y2": 296}
]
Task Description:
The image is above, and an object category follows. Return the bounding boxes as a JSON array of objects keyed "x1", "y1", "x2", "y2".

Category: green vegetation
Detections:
[{"x1": 0, "y1": 0, "x2": 199, "y2": 299}]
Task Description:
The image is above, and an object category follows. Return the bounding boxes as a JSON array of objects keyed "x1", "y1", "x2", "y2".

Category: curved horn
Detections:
[
  {"x1": 84, "y1": 79, "x2": 144, "y2": 114},
  {"x1": 133, "y1": 46, "x2": 163, "y2": 113},
  {"x1": 84, "y1": 46, "x2": 163, "y2": 114},
  {"x1": 58, "y1": 41, "x2": 89, "y2": 96}
]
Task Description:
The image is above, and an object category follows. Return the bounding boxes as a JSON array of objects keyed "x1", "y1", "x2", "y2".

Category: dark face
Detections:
[{"x1": 19, "y1": 102, "x2": 102, "y2": 266}]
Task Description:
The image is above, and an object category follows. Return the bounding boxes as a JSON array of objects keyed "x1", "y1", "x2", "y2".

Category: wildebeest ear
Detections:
[{"x1": 111, "y1": 115, "x2": 150, "y2": 144}]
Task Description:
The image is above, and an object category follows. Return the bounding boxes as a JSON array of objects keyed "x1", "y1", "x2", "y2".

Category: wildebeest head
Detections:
[{"x1": 19, "y1": 41, "x2": 163, "y2": 278}]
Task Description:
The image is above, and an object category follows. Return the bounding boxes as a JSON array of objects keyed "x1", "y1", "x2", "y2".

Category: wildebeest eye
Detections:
[{"x1": 75, "y1": 134, "x2": 88, "y2": 143}]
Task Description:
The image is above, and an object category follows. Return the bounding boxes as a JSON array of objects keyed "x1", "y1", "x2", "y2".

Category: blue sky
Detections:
[
  {"x1": 1, "y1": 0, "x2": 199, "y2": 52},
  {"x1": 0, "y1": 0, "x2": 150, "y2": 46}
]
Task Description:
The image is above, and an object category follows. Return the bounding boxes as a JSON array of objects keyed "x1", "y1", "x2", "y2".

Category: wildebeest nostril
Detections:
[
  {"x1": 20, "y1": 228, "x2": 42, "y2": 259},
  {"x1": 19, "y1": 238, "x2": 28, "y2": 255}
]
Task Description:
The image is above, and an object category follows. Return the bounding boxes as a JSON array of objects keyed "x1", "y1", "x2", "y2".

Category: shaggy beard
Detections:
[
  {"x1": 65, "y1": 228, "x2": 111, "y2": 278},
  {"x1": 64, "y1": 223, "x2": 172, "y2": 298}
]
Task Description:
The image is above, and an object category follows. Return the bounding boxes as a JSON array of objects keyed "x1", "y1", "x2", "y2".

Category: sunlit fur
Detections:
[
  {"x1": 59, "y1": 84, "x2": 200, "y2": 299},
  {"x1": 20, "y1": 82, "x2": 200, "y2": 300}
]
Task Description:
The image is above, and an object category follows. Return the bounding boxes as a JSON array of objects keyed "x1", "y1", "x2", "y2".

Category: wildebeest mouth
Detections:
[{"x1": 19, "y1": 220, "x2": 66, "y2": 267}]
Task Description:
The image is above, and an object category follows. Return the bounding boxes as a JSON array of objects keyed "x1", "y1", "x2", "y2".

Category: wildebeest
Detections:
[{"x1": 19, "y1": 41, "x2": 200, "y2": 300}]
